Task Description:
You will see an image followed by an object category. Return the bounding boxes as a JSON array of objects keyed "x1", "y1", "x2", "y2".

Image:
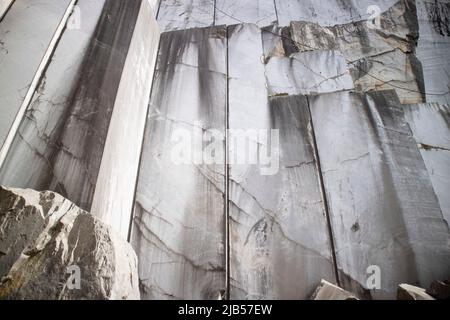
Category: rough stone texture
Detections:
[
  {"x1": 130, "y1": 26, "x2": 227, "y2": 300},
  {"x1": 309, "y1": 90, "x2": 450, "y2": 299},
  {"x1": 403, "y1": 103, "x2": 450, "y2": 226},
  {"x1": 289, "y1": 1, "x2": 424, "y2": 104},
  {"x1": 265, "y1": 50, "x2": 354, "y2": 96},
  {"x1": 311, "y1": 280, "x2": 358, "y2": 300},
  {"x1": 0, "y1": 0, "x2": 142, "y2": 211},
  {"x1": 0, "y1": 186, "x2": 139, "y2": 300},
  {"x1": 397, "y1": 284, "x2": 435, "y2": 300}
]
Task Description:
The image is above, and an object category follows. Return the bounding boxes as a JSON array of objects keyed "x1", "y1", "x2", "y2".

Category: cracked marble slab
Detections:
[
  {"x1": 131, "y1": 26, "x2": 227, "y2": 300},
  {"x1": 416, "y1": 0, "x2": 450, "y2": 104},
  {"x1": 0, "y1": 0, "x2": 73, "y2": 149},
  {"x1": 403, "y1": 102, "x2": 450, "y2": 225},
  {"x1": 265, "y1": 50, "x2": 354, "y2": 96},
  {"x1": 309, "y1": 90, "x2": 450, "y2": 299},
  {"x1": 0, "y1": 0, "x2": 141, "y2": 211},
  {"x1": 289, "y1": 0, "x2": 424, "y2": 104},
  {"x1": 0, "y1": 0, "x2": 13, "y2": 20},
  {"x1": 157, "y1": 0, "x2": 214, "y2": 32},
  {"x1": 215, "y1": 0, "x2": 277, "y2": 27},
  {"x1": 227, "y1": 24, "x2": 336, "y2": 299}
]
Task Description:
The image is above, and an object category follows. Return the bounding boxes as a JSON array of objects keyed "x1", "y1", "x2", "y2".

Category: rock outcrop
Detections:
[{"x1": 0, "y1": 186, "x2": 139, "y2": 300}]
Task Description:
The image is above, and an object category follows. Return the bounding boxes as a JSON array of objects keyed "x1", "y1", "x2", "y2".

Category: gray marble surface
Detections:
[
  {"x1": 91, "y1": 0, "x2": 160, "y2": 239},
  {"x1": 157, "y1": 0, "x2": 214, "y2": 31},
  {"x1": 215, "y1": 0, "x2": 277, "y2": 27},
  {"x1": 403, "y1": 103, "x2": 450, "y2": 226},
  {"x1": 416, "y1": 0, "x2": 450, "y2": 104},
  {"x1": 0, "y1": 0, "x2": 72, "y2": 149},
  {"x1": 265, "y1": 50, "x2": 354, "y2": 96},
  {"x1": 309, "y1": 90, "x2": 450, "y2": 299},
  {"x1": 0, "y1": 0, "x2": 142, "y2": 211},
  {"x1": 131, "y1": 26, "x2": 227, "y2": 300}
]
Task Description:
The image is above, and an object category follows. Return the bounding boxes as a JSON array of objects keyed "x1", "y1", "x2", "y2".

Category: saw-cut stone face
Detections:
[{"x1": 0, "y1": 186, "x2": 140, "y2": 300}]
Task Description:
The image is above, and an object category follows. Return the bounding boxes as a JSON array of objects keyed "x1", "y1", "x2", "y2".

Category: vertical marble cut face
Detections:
[
  {"x1": 215, "y1": 0, "x2": 277, "y2": 27},
  {"x1": 227, "y1": 24, "x2": 336, "y2": 299},
  {"x1": 157, "y1": 0, "x2": 214, "y2": 32},
  {"x1": 309, "y1": 90, "x2": 450, "y2": 299},
  {"x1": 0, "y1": 0, "x2": 142, "y2": 211},
  {"x1": 416, "y1": 0, "x2": 450, "y2": 104},
  {"x1": 131, "y1": 26, "x2": 227, "y2": 300},
  {"x1": 403, "y1": 103, "x2": 450, "y2": 226},
  {"x1": 91, "y1": 0, "x2": 161, "y2": 239},
  {"x1": 0, "y1": 0, "x2": 73, "y2": 148}
]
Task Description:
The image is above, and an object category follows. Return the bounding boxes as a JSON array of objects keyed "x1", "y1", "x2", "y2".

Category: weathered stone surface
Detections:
[
  {"x1": 403, "y1": 103, "x2": 450, "y2": 226},
  {"x1": 416, "y1": 0, "x2": 450, "y2": 104},
  {"x1": 275, "y1": 0, "x2": 398, "y2": 27},
  {"x1": 0, "y1": 0, "x2": 142, "y2": 211},
  {"x1": 215, "y1": 0, "x2": 277, "y2": 27},
  {"x1": 0, "y1": 186, "x2": 139, "y2": 300},
  {"x1": 157, "y1": 0, "x2": 214, "y2": 32},
  {"x1": 397, "y1": 284, "x2": 435, "y2": 300},
  {"x1": 309, "y1": 90, "x2": 450, "y2": 299},
  {"x1": 265, "y1": 50, "x2": 354, "y2": 96},
  {"x1": 311, "y1": 280, "x2": 358, "y2": 300},
  {"x1": 289, "y1": 1, "x2": 424, "y2": 104},
  {"x1": 426, "y1": 280, "x2": 450, "y2": 300},
  {"x1": 91, "y1": 0, "x2": 160, "y2": 239},
  {"x1": 131, "y1": 26, "x2": 227, "y2": 300},
  {"x1": 228, "y1": 24, "x2": 336, "y2": 300},
  {"x1": 0, "y1": 0, "x2": 73, "y2": 148}
]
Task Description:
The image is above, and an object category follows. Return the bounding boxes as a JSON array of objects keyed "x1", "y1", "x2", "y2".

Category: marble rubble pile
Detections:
[
  {"x1": 0, "y1": 0, "x2": 449, "y2": 300},
  {"x1": 0, "y1": 186, "x2": 140, "y2": 300}
]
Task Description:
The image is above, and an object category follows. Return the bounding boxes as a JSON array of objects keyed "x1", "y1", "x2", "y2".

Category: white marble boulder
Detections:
[{"x1": 0, "y1": 186, "x2": 139, "y2": 300}]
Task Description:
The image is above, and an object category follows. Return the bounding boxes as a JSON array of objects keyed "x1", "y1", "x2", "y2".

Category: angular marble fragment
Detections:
[
  {"x1": 289, "y1": 1, "x2": 424, "y2": 104},
  {"x1": 309, "y1": 90, "x2": 450, "y2": 299},
  {"x1": 157, "y1": 0, "x2": 214, "y2": 32},
  {"x1": 0, "y1": 0, "x2": 73, "y2": 148},
  {"x1": 227, "y1": 24, "x2": 336, "y2": 299},
  {"x1": 131, "y1": 26, "x2": 227, "y2": 300},
  {"x1": 416, "y1": 0, "x2": 450, "y2": 104},
  {"x1": 397, "y1": 284, "x2": 435, "y2": 300},
  {"x1": 403, "y1": 103, "x2": 450, "y2": 225},
  {"x1": 91, "y1": 0, "x2": 160, "y2": 239},
  {"x1": 265, "y1": 50, "x2": 354, "y2": 96},
  {"x1": 215, "y1": 0, "x2": 277, "y2": 27},
  {"x1": 275, "y1": 0, "x2": 398, "y2": 27},
  {"x1": 0, "y1": 186, "x2": 139, "y2": 300},
  {"x1": 311, "y1": 280, "x2": 358, "y2": 300},
  {"x1": 0, "y1": 0, "x2": 141, "y2": 211}
]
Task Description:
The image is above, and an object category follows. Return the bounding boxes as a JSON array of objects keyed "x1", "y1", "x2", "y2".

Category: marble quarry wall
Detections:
[{"x1": 0, "y1": 0, "x2": 449, "y2": 300}]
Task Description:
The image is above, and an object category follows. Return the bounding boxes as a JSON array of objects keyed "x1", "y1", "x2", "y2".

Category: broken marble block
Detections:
[
  {"x1": 397, "y1": 284, "x2": 435, "y2": 300},
  {"x1": 426, "y1": 280, "x2": 450, "y2": 300},
  {"x1": 0, "y1": 186, "x2": 139, "y2": 300},
  {"x1": 311, "y1": 280, "x2": 359, "y2": 300}
]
